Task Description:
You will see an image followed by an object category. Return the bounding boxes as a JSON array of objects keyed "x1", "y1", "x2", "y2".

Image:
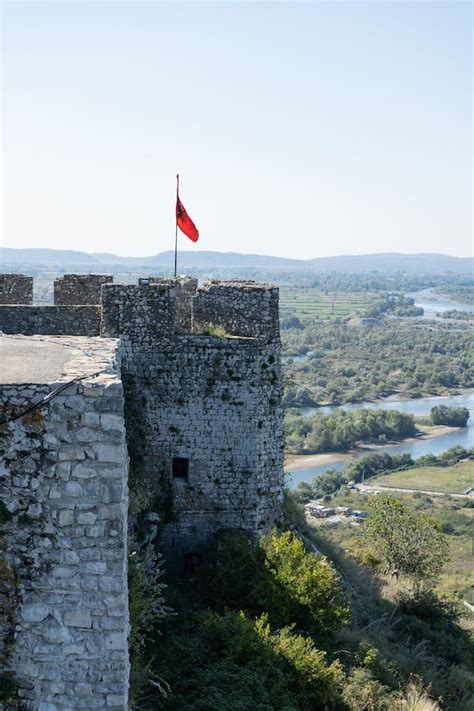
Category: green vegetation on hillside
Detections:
[
  {"x1": 439, "y1": 309, "x2": 474, "y2": 321},
  {"x1": 363, "y1": 496, "x2": 448, "y2": 584},
  {"x1": 130, "y1": 522, "x2": 473, "y2": 711}
]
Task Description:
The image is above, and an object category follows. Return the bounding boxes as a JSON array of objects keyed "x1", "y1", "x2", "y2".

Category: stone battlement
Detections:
[
  {"x1": 101, "y1": 277, "x2": 279, "y2": 342},
  {"x1": 54, "y1": 274, "x2": 114, "y2": 305},
  {"x1": 0, "y1": 273, "x2": 33, "y2": 305},
  {"x1": 1, "y1": 275, "x2": 279, "y2": 341}
]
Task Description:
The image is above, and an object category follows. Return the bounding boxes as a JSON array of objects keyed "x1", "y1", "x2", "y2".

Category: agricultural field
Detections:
[
  {"x1": 279, "y1": 287, "x2": 375, "y2": 319},
  {"x1": 371, "y1": 460, "x2": 474, "y2": 494}
]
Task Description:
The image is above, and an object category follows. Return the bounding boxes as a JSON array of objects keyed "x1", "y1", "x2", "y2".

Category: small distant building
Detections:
[
  {"x1": 304, "y1": 501, "x2": 334, "y2": 518},
  {"x1": 334, "y1": 506, "x2": 353, "y2": 516}
]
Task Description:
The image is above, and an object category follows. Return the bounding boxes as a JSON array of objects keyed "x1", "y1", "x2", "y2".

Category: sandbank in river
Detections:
[{"x1": 284, "y1": 425, "x2": 457, "y2": 473}]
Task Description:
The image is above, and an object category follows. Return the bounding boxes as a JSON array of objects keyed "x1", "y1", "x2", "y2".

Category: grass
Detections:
[
  {"x1": 316, "y1": 487, "x2": 474, "y2": 604},
  {"x1": 371, "y1": 460, "x2": 474, "y2": 494},
  {"x1": 290, "y1": 489, "x2": 474, "y2": 710},
  {"x1": 279, "y1": 287, "x2": 375, "y2": 319}
]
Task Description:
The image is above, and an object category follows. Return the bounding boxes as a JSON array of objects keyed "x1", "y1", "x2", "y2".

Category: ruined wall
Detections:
[
  {"x1": 54, "y1": 275, "x2": 113, "y2": 305},
  {"x1": 0, "y1": 306, "x2": 101, "y2": 336},
  {"x1": 0, "y1": 275, "x2": 33, "y2": 305},
  {"x1": 102, "y1": 280, "x2": 284, "y2": 575},
  {"x1": 0, "y1": 341, "x2": 129, "y2": 710}
]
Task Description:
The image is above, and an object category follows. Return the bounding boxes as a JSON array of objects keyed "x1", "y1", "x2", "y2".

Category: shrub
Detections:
[
  {"x1": 210, "y1": 529, "x2": 349, "y2": 641},
  {"x1": 155, "y1": 609, "x2": 344, "y2": 710},
  {"x1": 342, "y1": 668, "x2": 396, "y2": 710}
]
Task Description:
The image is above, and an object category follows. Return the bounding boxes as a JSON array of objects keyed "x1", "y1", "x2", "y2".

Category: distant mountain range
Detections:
[{"x1": 1, "y1": 248, "x2": 473, "y2": 275}]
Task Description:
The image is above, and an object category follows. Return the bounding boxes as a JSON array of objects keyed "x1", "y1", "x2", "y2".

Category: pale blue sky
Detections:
[{"x1": 1, "y1": 1, "x2": 472, "y2": 258}]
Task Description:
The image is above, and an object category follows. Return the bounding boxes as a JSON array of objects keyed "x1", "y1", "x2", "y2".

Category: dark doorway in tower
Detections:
[
  {"x1": 172, "y1": 457, "x2": 189, "y2": 479},
  {"x1": 183, "y1": 551, "x2": 203, "y2": 575}
]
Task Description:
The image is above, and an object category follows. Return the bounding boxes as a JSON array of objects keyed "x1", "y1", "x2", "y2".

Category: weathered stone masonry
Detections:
[
  {"x1": 54, "y1": 275, "x2": 113, "y2": 306},
  {"x1": 0, "y1": 337, "x2": 129, "y2": 710},
  {"x1": 0, "y1": 276, "x2": 33, "y2": 305},
  {"x1": 0, "y1": 306, "x2": 101, "y2": 337},
  {"x1": 0, "y1": 273, "x2": 284, "y2": 704},
  {"x1": 101, "y1": 279, "x2": 284, "y2": 574}
]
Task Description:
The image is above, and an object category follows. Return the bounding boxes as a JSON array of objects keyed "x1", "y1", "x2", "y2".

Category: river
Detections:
[
  {"x1": 286, "y1": 290, "x2": 474, "y2": 487},
  {"x1": 407, "y1": 288, "x2": 474, "y2": 318},
  {"x1": 287, "y1": 392, "x2": 474, "y2": 488}
]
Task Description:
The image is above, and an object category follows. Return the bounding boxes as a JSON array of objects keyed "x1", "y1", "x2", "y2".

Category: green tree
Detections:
[
  {"x1": 363, "y1": 497, "x2": 449, "y2": 588},
  {"x1": 430, "y1": 405, "x2": 470, "y2": 427}
]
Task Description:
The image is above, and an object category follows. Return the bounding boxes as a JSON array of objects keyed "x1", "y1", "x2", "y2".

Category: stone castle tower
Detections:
[{"x1": 0, "y1": 273, "x2": 284, "y2": 708}]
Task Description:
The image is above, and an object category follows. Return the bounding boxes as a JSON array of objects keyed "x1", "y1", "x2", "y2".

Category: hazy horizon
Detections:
[{"x1": 2, "y1": 1, "x2": 472, "y2": 259}]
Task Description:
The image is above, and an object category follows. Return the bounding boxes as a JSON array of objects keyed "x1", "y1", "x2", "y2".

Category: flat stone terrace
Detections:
[{"x1": 0, "y1": 334, "x2": 119, "y2": 384}]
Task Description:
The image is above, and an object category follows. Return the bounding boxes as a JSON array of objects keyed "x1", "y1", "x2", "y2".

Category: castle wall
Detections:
[
  {"x1": 102, "y1": 281, "x2": 284, "y2": 575},
  {"x1": 101, "y1": 283, "x2": 177, "y2": 342},
  {"x1": 122, "y1": 336, "x2": 283, "y2": 573},
  {"x1": 0, "y1": 338, "x2": 129, "y2": 710},
  {"x1": 0, "y1": 305, "x2": 101, "y2": 336},
  {"x1": 54, "y1": 275, "x2": 113, "y2": 305},
  {"x1": 148, "y1": 276, "x2": 197, "y2": 333},
  {"x1": 0, "y1": 274, "x2": 33, "y2": 305},
  {"x1": 192, "y1": 280, "x2": 280, "y2": 340}
]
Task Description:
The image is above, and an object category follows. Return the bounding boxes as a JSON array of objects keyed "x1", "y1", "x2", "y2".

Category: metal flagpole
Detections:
[{"x1": 174, "y1": 174, "x2": 179, "y2": 278}]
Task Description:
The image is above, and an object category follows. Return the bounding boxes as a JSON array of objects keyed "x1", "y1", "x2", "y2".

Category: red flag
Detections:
[{"x1": 176, "y1": 195, "x2": 199, "y2": 243}]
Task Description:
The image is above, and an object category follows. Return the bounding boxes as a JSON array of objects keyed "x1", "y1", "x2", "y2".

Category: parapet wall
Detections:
[
  {"x1": 101, "y1": 283, "x2": 177, "y2": 342},
  {"x1": 54, "y1": 274, "x2": 114, "y2": 305},
  {"x1": 0, "y1": 337, "x2": 129, "y2": 709},
  {"x1": 148, "y1": 276, "x2": 198, "y2": 333},
  {"x1": 192, "y1": 280, "x2": 280, "y2": 340},
  {"x1": 0, "y1": 274, "x2": 33, "y2": 305},
  {"x1": 0, "y1": 305, "x2": 101, "y2": 336},
  {"x1": 101, "y1": 278, "x2": 280, "y2": 342}
]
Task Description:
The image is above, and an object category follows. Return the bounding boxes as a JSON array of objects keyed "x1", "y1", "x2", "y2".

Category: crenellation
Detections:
[
  {"x1": 192, "y1": 279, "x2": 280, "y2": 340},
  {"x1": 148, "y1": 275, "x2": 198, "y2": 333},
  {"x1": 0, "y1": 273, "x2": 33, "y2": 304},
  {"x1": 54, "y1": 274, "x2": 113, "y2": 305}
]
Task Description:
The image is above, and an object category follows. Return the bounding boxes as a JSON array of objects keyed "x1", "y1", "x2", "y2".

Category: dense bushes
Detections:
[
  {"x1": 430, "y1": 405, "x2": 470, "y2": 427},
  {"x1": 210, "y1": 530, "x2": 349, "y2": 639},
  {"x1": 139, "y1": 530, "x2": 348, "y2": 710},
  {"x1": 285, "y1": 407, "x2": 417, "y2": 454},
  {"x1": 153, "y1": 609, "x2": 345, "y2": 710},
  {"x1": 282, "y1": 320, "x2": 474, "y2": 405}
]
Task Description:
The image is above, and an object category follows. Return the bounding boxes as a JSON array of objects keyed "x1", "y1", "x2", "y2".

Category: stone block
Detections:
[
  {"x1": 58, "y1": 509, "x2": 74, "y2": 527},
  {"x1": 64, "y1": 610, "x2": 92, "y2": 628},
  {"x1": 21, "y1": 604, "x2": 50, "y2": 622}
]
